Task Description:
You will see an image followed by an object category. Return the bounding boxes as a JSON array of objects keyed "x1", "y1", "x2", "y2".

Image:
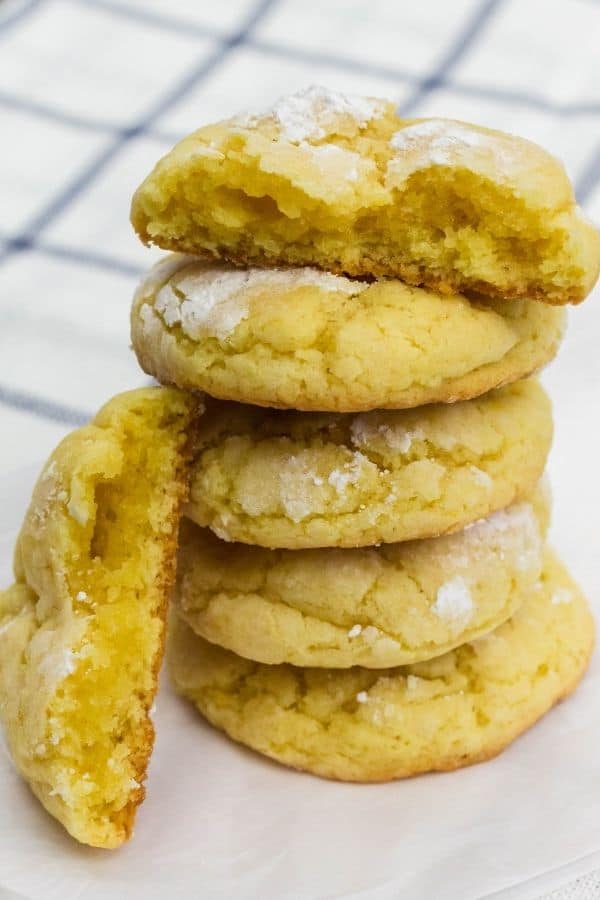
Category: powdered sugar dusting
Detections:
[
  {"x1": 390, "y1": 119, "x2": 487, "y2": 157},
  {"x1": 151, "y1": 264, "x2": 367, "y2": 342},
  {"x1": 134, "y1": 254, "x2": 195, "y2": 304},
  {"x1": 386, "y1": 118, "x2": 521, "y2": 186},
  {"x1": 303, "y1": 142, "x2": 361, "y2": 180},
  {"x1": 350, "y1": 417, "x2": 425, "y2": 454},
  {"x1": 257, "y1": 85, "x2": 386, "y2": 143},
  {"x1": 431, "y1": 577, "x2": 474, "y2": 629},
  {"x1": 462, "y1": 502, "x2": 542, "y2": 572},
  {"x1": 328, "y1": 452, "x2": 367, "y2": 494},
  {"x1": 279, "y1": 457, "x2": 323, "y2": 523}
]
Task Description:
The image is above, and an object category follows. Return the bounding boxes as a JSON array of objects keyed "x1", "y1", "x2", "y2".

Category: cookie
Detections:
[
  {"x1": 168, "y1": 551, "x2": 593, "y2": 782},
  {"x1": 131, "y1": 255, "x2": 565, "y2": 413},
  {"x1": 187, "y1": 380, "x2": 551, "y2": 548},
  {"x1": 0, "y1": 388, "x2": 200, "y2": 848},
  {"x1": 175, "y1": 491, "x2": 548, "y2": 668},
  {"x1": 131, "y1": 86, "x2": 600, "y2": 305}
]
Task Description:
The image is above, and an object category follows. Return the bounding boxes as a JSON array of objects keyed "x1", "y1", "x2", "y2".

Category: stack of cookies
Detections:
[
  {"x1": 130, "y1": 87, "x2": 598, "y2": 781},
  {"x1": 1, "y1": 87, "x2": 598, "y2": 848}
]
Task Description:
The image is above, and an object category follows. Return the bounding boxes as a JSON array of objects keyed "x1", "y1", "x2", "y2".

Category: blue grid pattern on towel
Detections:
[{"x1": 0, "y1": 0, "x2": 599, "y2": 452}]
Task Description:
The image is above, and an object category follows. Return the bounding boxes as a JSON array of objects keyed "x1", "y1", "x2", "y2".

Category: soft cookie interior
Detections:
[
  {"x1": 0, "y1": 388, "x2": 198, "y2": 848},
  {"x1": 131, "y1": 89, "x2": 600, "y2": 304}
]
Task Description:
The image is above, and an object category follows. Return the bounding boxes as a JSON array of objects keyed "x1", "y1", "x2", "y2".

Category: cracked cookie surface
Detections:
[
  {"x1": 131, "y1": 256, "x2": 565, "y2": 413},
  {"x1": 131, "y1": 86, "x2": 600, "y2": 305},
  {"x1": 176, "y1": 491, "x2": 548, "y2": 668},
  {"x1": 169, "y1": 551, "x2": 594, "y2": 782},
  {"x1": 187, "y1": 379, "x2": 552, "y2": 548}
]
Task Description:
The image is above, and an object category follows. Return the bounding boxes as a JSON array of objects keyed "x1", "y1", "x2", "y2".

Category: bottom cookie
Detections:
[{"x1": 169, "y1": 552, "x2": 594, "y2": 782}]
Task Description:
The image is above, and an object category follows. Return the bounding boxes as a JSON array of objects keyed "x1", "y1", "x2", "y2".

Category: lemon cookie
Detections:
[
  {"x1": 131, "y1": 86, "x2": 600, "y2": 305},
  {"x1": 132, "y1": 255, "x2": 565, "y2": 412},
  {"x1": 187, "y1": 380, "x2": 551, "y2": 548},
  {"x1": 175, "y1": 491, "x2": 548, "y2": 668},
  {"x1": 169, "y1": 552, "x2": 593, "y2": 782},
  {"x1": 0, "y1": 388, "x2": 199, "y2": 848}
]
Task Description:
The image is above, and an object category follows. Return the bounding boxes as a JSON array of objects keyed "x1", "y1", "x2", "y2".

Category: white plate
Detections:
[{"x1": 1, "y1": 299, "x2": 600, "y2": 900}]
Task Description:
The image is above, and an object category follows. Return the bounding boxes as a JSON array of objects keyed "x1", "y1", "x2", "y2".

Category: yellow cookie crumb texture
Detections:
[
  {"x1": 175, "y1": 489, "x2": 549, "y2": 668},
  {"x1": 187, "y1": 380, "x2": 552, "y2": 548},
  {"x1": 0, "y1": 387, "x2": 199, "y2": 848},
  {"x1": 131, "y1": 255, "x2": 565, "y2": 412},
  {"x1": 168, "y1": 552, "x2": 594, "y2": 782},
  {"x1": 131, "y1": 87, "x2": 600, "y2": 304}
]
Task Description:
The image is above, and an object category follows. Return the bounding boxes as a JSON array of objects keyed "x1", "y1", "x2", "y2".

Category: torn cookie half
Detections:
[{"x1": 0, "y1": 387, "x2": 201, "y2": 848}]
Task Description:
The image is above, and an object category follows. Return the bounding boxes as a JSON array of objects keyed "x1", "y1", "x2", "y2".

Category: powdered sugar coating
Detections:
[
  {"x1": 463, "y1": 503, "x2": 542, "y2": 572},
  {"x1": 350, "y1": 417, "x2": 425, "y2": 454},
  {"x1": 327, "y1": 452, "x2": 367, "y2": 494},
  {"x1": 275, "y1": 450, "x2": 371, "y2": 521},
  {"x1": 277, "y1": 456, "x2": 324, "y2": 523},
  {"x1": 386, "y1": 118, "x2": 525, "y2": 187},
  {"x1": 303, "y1": 143, "x2": 362, "y2": 181},
  {"x1": 390, "y1": 119, "x2": 486, "y2": 157},
  {"x1": 134, "y1": 254, "x2": 197, "y2": 304},
  {"x1": 248, "y1": 85, "x2": 387, "y2": 144},
  {"x1": 431, "y1": 576, "x2": 474, "y2": 629},
  {"x1": 149, "y1": 262, "x2": 367, "y2": 342}
]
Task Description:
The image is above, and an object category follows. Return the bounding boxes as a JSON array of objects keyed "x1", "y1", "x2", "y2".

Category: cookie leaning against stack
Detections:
[
  {"x1": 0, "y1": 389, "x2": 201, "y2": 846},
  {"x1": 130, "y1": 87, "x2": 597, "y2": 781}
]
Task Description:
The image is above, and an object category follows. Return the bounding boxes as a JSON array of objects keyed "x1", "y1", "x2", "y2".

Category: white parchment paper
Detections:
[{"x1": 1, "y1": 304, "x2": 599, "y2": 900}]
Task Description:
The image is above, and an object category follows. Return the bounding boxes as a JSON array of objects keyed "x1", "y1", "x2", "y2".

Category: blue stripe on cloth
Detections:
[
  {"x1": 0, "y1": 89, "x2": 126, "y2": 135},
  {"x1": 575, "y1": 143, "x2": 600, "y2": 203},
  {"x1": 0, "y1": 0, "x2": 42, "y2": 34},
  {"x1": 28, "y1": 241, "x2": 145, "y2": 277},
  {"x1": 0, "y1": 385, "x2": 91, "y2": 426},
  {"x1": 0, "y1": 0, "x2": 280, "y2": 273},
  {"x1": 73, "y1": 0, "x2": 600, "y2": 120},
  {"x1": 0, "y1": 227, "x2": 142, "y2": 277},
  {"x1": 77, "y1": 0, "x2": 222, "y2": 40},
  {"x1": 1, "y1": 51, "x2": 599, "y2": 151},
  {"x1": 399, "y1": 0, "x2": 504, "y2": 114}
]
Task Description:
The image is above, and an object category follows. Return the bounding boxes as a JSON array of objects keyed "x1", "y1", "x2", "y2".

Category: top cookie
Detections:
[{"x1": 131, "y1": 85, "x2": 600, "y2": 305}]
